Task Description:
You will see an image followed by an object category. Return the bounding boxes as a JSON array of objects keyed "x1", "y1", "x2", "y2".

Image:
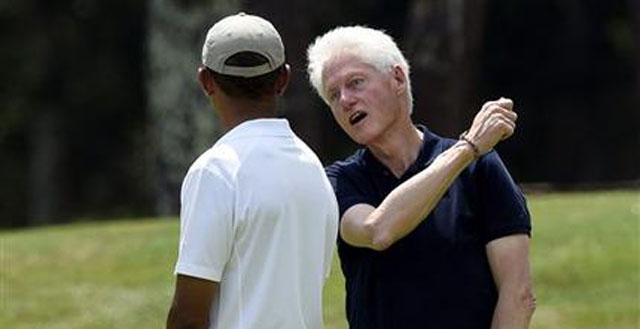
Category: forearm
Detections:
[
  {"x1": 490, "y1": 286, "x2": 536, "y2": 329},
  {"x1": 366, "y1": 141, "x2": 475, "y2": 249},
  {"x1": 487, "y1": 235, "x2": 536, "y2": 329},
  {"x1": 166, "y1": 307, "x2": 209, "y2": 329},
  {"x1": 166, "y1": 275, "x2": 216, "y2": 329}
]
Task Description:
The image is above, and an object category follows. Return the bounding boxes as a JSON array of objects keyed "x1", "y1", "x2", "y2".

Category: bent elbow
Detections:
[
  {"x1": 370, "y1": 235, "x2": 392, "y2": 251},
  {"x1": 365, "y1": 222, "x2": 393, "y2": 251},
  {"x1": 520, "y1": 285, "x2": 537, "y2": 317}
]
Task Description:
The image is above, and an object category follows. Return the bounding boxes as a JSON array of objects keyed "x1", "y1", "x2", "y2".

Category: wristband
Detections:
[{"x1": 459, "y1": 131, "x2": 481, "y2": 158}]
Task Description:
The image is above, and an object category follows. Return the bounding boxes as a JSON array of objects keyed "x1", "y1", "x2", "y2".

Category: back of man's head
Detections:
[{"x1": 201, "y1": 13, "x2": 286, "y2": 100}]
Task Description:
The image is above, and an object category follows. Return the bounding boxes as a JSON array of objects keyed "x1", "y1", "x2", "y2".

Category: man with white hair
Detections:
[
  {"x1": 166, "y1": 13, "x2": 338, "y2": 329},
  {"x1": 308, "y1": 26, "x2": 535, "y2": 328}
]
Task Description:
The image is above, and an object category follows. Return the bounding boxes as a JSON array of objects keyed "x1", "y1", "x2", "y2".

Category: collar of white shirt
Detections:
[{"x1": 221, "y1": 118, "x2": 292, "y2": 141}]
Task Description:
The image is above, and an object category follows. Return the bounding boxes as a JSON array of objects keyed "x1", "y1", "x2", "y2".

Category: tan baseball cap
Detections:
[{"x1": 202, "y1": 12, "x2": 285, "y2": 78}]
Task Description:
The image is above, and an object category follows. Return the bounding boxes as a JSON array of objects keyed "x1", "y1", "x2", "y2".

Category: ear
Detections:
[
  {"x1": 197, "y1": 66, "x2": 216, "y2": 97},
  {"x1": 391, "y1": 64, "x2": 407, "y2": 96},
  {"x1": 274, "y1": 64, "x2": 291, "y2": 96}
]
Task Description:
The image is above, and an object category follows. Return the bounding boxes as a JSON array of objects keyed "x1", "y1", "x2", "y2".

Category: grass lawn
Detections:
[{"x1": 2, "y1": 191, "x2": 638, "y2": 328}]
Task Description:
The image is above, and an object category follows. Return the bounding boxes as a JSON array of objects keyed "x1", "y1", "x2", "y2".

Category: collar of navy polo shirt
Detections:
[
  {"x1": 218, "y1": 118, "x2": 293, "y2": 143},
  {"x1": 360, "y1": 124, "x2": 449, "y2": 181}
]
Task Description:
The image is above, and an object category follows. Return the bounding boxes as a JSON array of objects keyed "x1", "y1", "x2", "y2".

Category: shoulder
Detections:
[
  {"x1": 179, "y1": 147, "x2": 239, "y2": 209},
  {"x1": 290, "y1": 134, "x2": 325, "y2": 167},
  {"x1": 186, "y1": 143, "x2": 240, "y2": 187},
  {"x1": 420, "y1": 127, "x2": 512, "y2": 183},
  {"x1": 325, "y1": 149, "x2": 367, "y2": 180},
  {"x1": 418, "y1": 125, "x2": 457, "y2": 157},
  {"x1": 473, "y1": 150, "x2": 510, "y2": 177},
  {"x1": 423, "y1": 127, "x2": 457, "y2": 148}
]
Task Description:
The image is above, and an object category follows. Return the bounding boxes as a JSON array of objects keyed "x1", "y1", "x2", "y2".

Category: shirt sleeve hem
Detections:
[
  {"x1": 174, "y1": 263, "x2": 223, "y2": 282},
  {"x1": 484, "y1": 227, "x2": 531, "y2": 244}
]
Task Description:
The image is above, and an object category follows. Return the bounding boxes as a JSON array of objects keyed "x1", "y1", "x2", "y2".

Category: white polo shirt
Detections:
[{"x1": 175, "y1": 118, "x2": 338, "y2": 329}]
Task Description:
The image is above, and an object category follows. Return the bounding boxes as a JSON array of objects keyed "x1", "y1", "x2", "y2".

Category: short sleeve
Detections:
[
  {"x1": 475, "y1": 151, "x2": 531, "y2": 243},
  {"x1": 174, "y1": 166, "x2": 234, "y2": 282},
  {"x1": 325, "y1": 164, "x2": 371, "y2": 219}
]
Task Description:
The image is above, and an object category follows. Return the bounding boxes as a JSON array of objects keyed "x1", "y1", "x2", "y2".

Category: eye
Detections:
[
  {"x1": 349, "y1": 77, "x2": 365, "y2": 89},
  {"x1": 328, "y1": 89, "x2": 340, "y2": 103}
]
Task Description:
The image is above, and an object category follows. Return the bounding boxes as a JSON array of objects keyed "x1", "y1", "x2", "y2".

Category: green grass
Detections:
[
  {"x1": 1, "y1": 191, "x2": 638, "y2": 328},
  {"x1": 529, "y1": 191, "x2": 639, "y2": 329}
]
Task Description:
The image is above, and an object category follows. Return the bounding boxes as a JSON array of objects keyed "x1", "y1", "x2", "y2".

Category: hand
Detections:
[{"x1": 464, "y1": 97, "x2": 517, "y2": 155}]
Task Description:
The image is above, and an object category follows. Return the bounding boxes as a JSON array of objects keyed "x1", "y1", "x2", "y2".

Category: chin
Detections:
[
  {"x1": 348, "y1": 130, "x2": 375, "y2": 146},
  {"x1": 345, "y1": 121, "x2": 381, "y2": 145}
]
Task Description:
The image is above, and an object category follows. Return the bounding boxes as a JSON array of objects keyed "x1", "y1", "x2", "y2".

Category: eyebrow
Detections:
[
  {"x1": 327, "y1": 71, "x2": 360, "y2": 90},
  {"x1": 324, "y1": 66, "x2": 367, "y2": 100}
]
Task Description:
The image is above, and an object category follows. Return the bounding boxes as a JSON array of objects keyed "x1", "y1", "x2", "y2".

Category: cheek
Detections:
[
  {"x1": 330, "y1": 108, "x2": 348, "y2": 127},
  {"x1": 375, "y1": 91, "x2": 399, "y2": 117}
]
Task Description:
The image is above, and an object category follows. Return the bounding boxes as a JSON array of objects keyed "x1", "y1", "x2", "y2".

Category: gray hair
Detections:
[{"x1": 307, "y1": 26, "x2": 413, "y2": 112}]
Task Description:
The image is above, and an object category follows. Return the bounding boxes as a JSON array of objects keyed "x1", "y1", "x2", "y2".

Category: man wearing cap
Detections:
[
  {"x1": 166, "y1": 13, "x2": 338, "y2": 329},
  {"x1": 307, "y1": 26, "x2": 535, "y2": 328}
]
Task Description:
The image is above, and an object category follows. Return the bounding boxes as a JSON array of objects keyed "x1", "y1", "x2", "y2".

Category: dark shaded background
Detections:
[{"x1": 1, "y1": 0, "x2": 638, "y2": 227}]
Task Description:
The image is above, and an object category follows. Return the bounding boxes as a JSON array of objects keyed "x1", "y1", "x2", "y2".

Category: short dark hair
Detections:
[{"x1": 207, "y1": 52, "x2": 284, "y2": 99}]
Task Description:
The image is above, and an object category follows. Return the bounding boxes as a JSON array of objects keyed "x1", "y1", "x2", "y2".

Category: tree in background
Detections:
[
  {"x1": 632, "y1": 0, "x2": 640, "y2": 117},
  {"x1": 481, "y1": 0, "x2": 639, "y2": 183},
  {"x1": 404, "y1": 0, "x2": 488, "y2": 136},
  {"x1": 0, "y1": 0, "x2": 637, "y2": 227},
  {"x1": 0, "y1": 1, "x2": 147, "y2": 226},
  {"x1": 146, "y1": 0, "x2": 239, "y2": 216}
]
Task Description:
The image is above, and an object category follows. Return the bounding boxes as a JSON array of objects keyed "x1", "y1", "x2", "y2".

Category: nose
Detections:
[{"x1": 338, "y1": 88, "x2": 357, "y2": 111}]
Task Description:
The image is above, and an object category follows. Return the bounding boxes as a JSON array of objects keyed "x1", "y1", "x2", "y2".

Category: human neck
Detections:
[
  {"x1": 215, "y1": 96, "x2": 278, "y2": 131},
  {"x1": 367, "y1": 122, "x2": 423, "y2": 178}
]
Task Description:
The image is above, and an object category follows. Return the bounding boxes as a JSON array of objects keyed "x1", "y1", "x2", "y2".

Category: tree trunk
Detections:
[
  {"x1": 405, "y1": 0, "x2": 487, "y2": 136},
  {"x1": 146, "y1": 0, "x2": 239, "y2": 216},
  {"x1": 631, "y1": 0, "x2": 640, "y2": 110},
  {"x1": 28, "y1": 110, "x2": 62, "y2": 225},
  {"x1": 631, "y1": 0, "x2": 640, "y2": 179}
]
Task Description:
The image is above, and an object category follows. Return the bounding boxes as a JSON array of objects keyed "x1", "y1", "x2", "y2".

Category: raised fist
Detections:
[{"x1": 463, "y1": 97, "x2": 517, "y2": 156}]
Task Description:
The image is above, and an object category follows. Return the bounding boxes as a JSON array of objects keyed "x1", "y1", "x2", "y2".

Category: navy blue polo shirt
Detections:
[{"x1": 325, "y1": 125, "x2": 531, "y2": 329}]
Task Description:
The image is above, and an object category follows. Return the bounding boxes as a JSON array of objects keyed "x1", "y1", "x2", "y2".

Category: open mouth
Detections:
[{"x1": 349, "y1": 111, "x2": 367, "y2": 126}]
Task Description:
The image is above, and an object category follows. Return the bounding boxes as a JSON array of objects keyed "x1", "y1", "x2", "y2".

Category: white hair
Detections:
[{"x1": 306, "y1": 26, "x2": 413, "y2": 112}]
